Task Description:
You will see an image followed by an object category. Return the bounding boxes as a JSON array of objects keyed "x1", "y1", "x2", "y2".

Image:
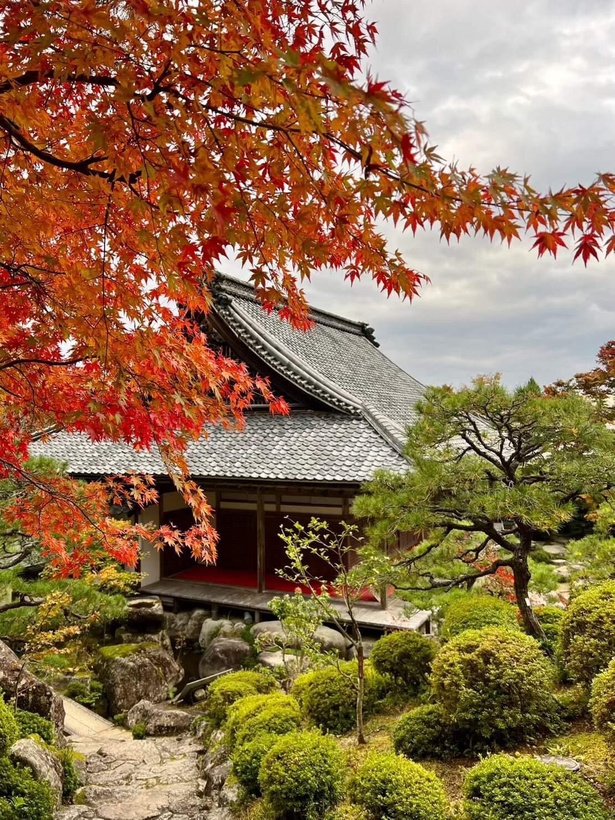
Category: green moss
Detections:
[
  {"x1": 98, "y1": 642, "x2": 159, "y2": 660},
  {"x1": 131, "y1": 722, "x2": 147, "y2": 739},
  {"x1": 0, "y1": 693, "x2": 19, "y2": 756}
]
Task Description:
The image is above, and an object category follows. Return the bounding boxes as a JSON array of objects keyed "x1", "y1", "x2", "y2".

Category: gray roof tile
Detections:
[
  {"x1": 213, "y1": 275, "x2": 425, "y2": 447},
  {"x1": 32, "y1": 411, "x2": 408, "y2": 483}
]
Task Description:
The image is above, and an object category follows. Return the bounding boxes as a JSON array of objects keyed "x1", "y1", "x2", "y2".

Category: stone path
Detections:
[{"x1": 56, "y1": 698, "x2": 206, "y2": 820}]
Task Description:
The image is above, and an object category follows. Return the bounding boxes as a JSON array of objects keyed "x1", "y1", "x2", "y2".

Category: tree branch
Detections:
[
  {"x1": 0, "y1": 594, "x2": 44, "y2": 614},
  {"x1": 396, "y1": 558, "x2": 513, "y2": 593}
]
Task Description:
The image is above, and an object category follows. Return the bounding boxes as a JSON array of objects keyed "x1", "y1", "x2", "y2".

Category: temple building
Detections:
[{"x1": 34, "y1": 275, "x2": 429, "y2": 630}]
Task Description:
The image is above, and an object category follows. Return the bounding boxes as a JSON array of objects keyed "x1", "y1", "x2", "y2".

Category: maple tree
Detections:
[
  {"x1": 2, "y1": 0, "x2": 615, "y2": 575},
  {"x1": 354, "y1": 377, "x2": 615, "y2": 641},
  {"x1": 548, "y1": 340, "x2": 615, "y2": 422}
]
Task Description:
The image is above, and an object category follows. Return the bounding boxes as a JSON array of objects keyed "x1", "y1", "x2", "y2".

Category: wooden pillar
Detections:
[
  {"x1": 379, "y1": 537, "x2": 390, "y2": 611},
  {"x1": 257, "y1": 488, "x2": 266, "y2": 593}
]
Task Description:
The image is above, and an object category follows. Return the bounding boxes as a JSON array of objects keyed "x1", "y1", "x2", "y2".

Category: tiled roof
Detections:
[
  {"x1": 213, "y1": 275, "x2": 425, "y2": 450},
  {"x1": 31, "y1": 410, "x2": 408, "y2": 483}
]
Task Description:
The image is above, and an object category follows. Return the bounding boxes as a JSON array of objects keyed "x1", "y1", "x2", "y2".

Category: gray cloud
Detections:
[{"x1": 222, "y1": 0, "x2": 615, "y2": 389}]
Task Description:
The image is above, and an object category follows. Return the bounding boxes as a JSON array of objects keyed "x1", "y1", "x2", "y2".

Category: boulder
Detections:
[
  {"x1": 0, "y1": 639, "x2": 64, "y2": 734},
  {"x1": 198, "y1": 618, "x2": 243, "y2": 650},
  {"x1": 126, "y1": 699, "x2": 193, "y2": 736},
  {"x1": 347, "y1": 637, "x2": 378, "y2": 660},
  {"x1": 114, "y1": 626, "x2": 172, "y2": 653},
  {"x1": 97, "y1": 645, "x2": 183, "y2": 714},
  {"x1": 251, "y1": 620, "x2": 349, "y2": 656},
  {"x1": 167, "y1": 608, "x2": 211, "y2": 646},
  {"x1": 257, "y1": 650, "x2": 304, "y2": 675},
  {"x1": 198, "y1": 637, "x2": 251, "y2": 678},
  {"x1": 251, "y1": 620, "x2": 298, "y2": 650},
  {"x1": 9, "y1": 737, "x2": 63, "y2": 805},
  {"x1": 313, "y1": 625, "x2": 350, "y2": 657},
  {"x1": 124, "y1": 596, "x2": 165, "y2": 628}
]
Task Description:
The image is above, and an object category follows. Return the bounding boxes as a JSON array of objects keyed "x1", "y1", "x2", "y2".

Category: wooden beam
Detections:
[{"x1": 257, "y1": 488, "x2": 266, "y2": 593}]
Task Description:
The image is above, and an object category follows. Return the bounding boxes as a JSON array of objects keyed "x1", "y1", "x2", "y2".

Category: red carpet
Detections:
[{"x1": 174, "y1": 565, "x2": 377, "y2": 602}]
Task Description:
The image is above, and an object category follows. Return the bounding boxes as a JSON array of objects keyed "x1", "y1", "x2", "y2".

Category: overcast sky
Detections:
[{"x1": 222, "y1": 0, "x2": 615, "y2": 389}]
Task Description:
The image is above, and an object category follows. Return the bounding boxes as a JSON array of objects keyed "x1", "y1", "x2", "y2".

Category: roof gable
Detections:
[{"x1": 212, "y1": 275, "x2": 426, "y2": 451}]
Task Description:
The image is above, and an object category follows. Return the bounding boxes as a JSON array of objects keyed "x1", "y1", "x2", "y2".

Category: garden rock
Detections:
[
  {"x1": 0, "y1": 639, "x2": 65, "y2": 733},
  {"x1": 168, "y1": 608, "x2": 211, "y2": 645},
  {"x1": 198, "y1": 618, "x2": 242, "y2": 649},
  {"x1": 251, "y1": 619, "x2": 299, "y2": 649},
  {"x1": 198, "y1": 636, "x2": 251, "y2": 677},
  {"x1": 9, "y1": 737, "x2": 63, "y2": 804},
  {"x1": 98, "y1": 647, "x2": 183, "y2": 713},
  {"x1": 252, "y1": 620, "x2": 349, "y2": 656},
  {"x1": 538, "y1": 754, "x2": 582, "y2": 772},
  {"x1": 348, "y1": 637, "x2": 378, "y2": 660},
  {"x1": 313, "y1": 625, "x2": 350, "y2": 656},
  {"x1": 124, "y1": 596, "x2": 165, "y2": 627},
  {"x1": 115, "y1": 625, "x2": 172, "y2": 652},
  {"x1": 126, "y1": 699, "x2": 193, "y2": 736},
  {"x1": 257, "y1": 649, "x2": 303, "y2": 674}
]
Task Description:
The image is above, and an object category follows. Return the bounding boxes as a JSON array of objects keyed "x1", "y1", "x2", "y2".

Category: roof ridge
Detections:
[{"x1": 213, "y1": 272, "x2": 378, "y2": 344}]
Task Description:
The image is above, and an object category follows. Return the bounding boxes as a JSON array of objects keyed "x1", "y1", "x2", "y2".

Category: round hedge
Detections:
[
  {"x1": 234, "y1": 698, "x2": 301, "y2": 748},
  {"x1": 560, "y1": 581, "x2": 615, "y2": 683},
  {"x1": 232, "y1": 732, "x2": 279, "y2": 796},
  {"x1": 534, "y1": 606, "x2": 565, "y2": 655},
  {"x1": 440, "y1": 594, "x2": 519, "y2": 641},
  {"x1": 370, "y1": 631, "x2": 436, "y2": 692},
  {"x1": 259, "y1": 730, "x2": 345, "y2": 819},
  {"x1": 590, "y1": 657, "x2": 615, "y2": 743},
  {"x1": 204, "y1": 670, "x2": 277, "y2": 727},
  {"x1": 225, "y1": 692, "x2": 295, "y2": 749},
  {"x1": 0, "y1": 757, "x2": 55, "y2": 820},
  {"x1": 393, "y1": 704, "x2": 458, "y2": 760},
  {"x1": 15, "y1": 709, "x2": 56, "y2": 745},
  {"x1": 463, "y1": 754, "x2": 609, "y2": 820},
  {"x1": 349, "y1": 751, "x2": 448, "y2": 820},
  {"x1": 0, "y1": 692, "x2": 19, "y2": 756},
  {"x1": 430, "y1": 627, "x2": 557, "y2": 748},
  {"x1": 292, "y1": 661, "x2": 383, "y2": 735}
]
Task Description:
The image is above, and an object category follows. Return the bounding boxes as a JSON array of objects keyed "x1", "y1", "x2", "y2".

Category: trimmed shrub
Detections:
[
  {"x1": 440, "y1": 594, "x2": 519, "y2": 641},
  {"x1": 370, "y1": 631, "x2": 436, "y2": 692},
  {"x1": 15, "y1": 709, "x2": 56, "y2": 745},
  {"x1": 393, "y1": 704, "x2": 458, "y2": 760},
  {"x1": 463, "y1": 754, "x2": 609, "y2": 820},
  {"x1": 0, "y1": 757, "x2": 55, "y2": 820},
  {"x1": 431, "y1": 627, "x2": 557, "y2": 749},
  {"x1": 225, "y1": 692, "x2": 296, "y2": 749},
  {"x1": 349, "y1": 751, "x2": 448, "y2": 820},
  {"x1": 259, "y1": 730, "x2": 345, "y2": 819},
  {"x1": 560, "y1": 581, "x2": 615, "y2": 683},
  {"x1": 0, "y1": 693, "x2": 19, "y2": 756},
  {"x1": 590, "y1": 657, "x2": 615, "y2": 743},
  {"x1": 234, "y1": 698, "x2": 301, "y2": 748},
  {"x1": 534, "y1": 605, "x2": 565, "y2": 655},
  {"x1": 204, "y1": 670, "x2": 277, "y2": 727},
  {"x1": 555, "y1": 685, "x2": 590, "y2": 722},
  {"x1": 232, "y1": 732, "x2": 279, "y2": 796},
  {"x1": 292, "y1": 662, "x2": 383, "y2": 735}
]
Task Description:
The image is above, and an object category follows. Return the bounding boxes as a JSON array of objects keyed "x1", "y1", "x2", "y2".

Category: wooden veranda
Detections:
[{"x1": 142, "y1": 577, "x2": 431, "y2": 634}]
